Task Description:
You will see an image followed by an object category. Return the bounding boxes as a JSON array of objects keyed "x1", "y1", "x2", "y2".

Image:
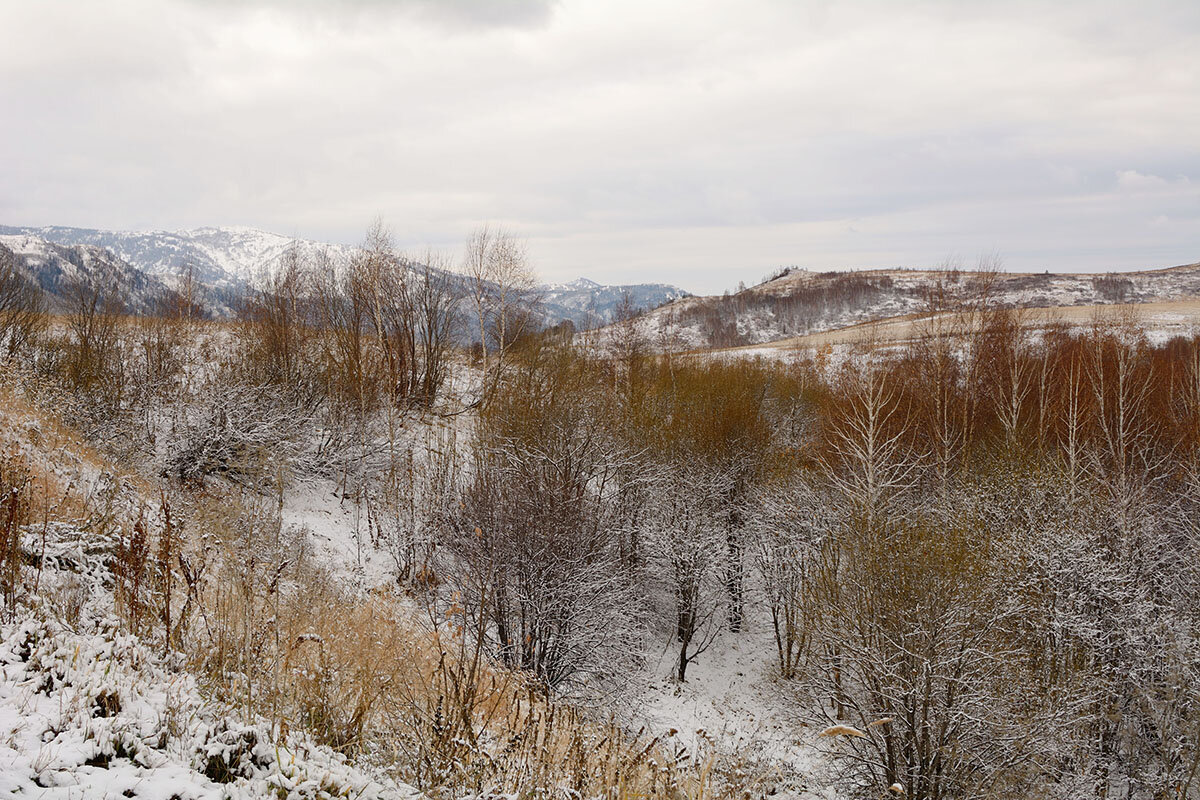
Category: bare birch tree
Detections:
[{"x1": 462, "y1": 225, "x2": 540, "y2": 402}]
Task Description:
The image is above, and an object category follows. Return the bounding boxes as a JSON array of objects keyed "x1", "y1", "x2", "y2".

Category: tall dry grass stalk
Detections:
[{"x1": 0, "y1": 451, "x2": 34, "y2": 611}]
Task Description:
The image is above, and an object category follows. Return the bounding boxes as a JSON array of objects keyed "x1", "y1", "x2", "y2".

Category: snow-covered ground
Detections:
[
  {"x1": 634, "y1": 618, "x2": 832, "y2": 798},
  {"x1": 279, "y1": 477, "x2": 397, "y2": 587}
]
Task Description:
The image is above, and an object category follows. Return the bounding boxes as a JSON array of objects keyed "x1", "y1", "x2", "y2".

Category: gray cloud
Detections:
[
  {"x1": 180, "y1": 0, "x2": 560, "y2": 30},
  {"x1": 1, "y1": 0, "x2": 1197, "y2": 293}
]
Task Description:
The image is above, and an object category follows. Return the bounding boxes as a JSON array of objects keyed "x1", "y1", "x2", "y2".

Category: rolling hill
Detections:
[{"x1": 602, "y1": 261, "x2": 1200, "y2": 352}]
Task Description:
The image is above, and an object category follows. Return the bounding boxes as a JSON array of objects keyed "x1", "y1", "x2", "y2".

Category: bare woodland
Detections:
[{"x1": 3, "y1": 226, "x2": 1200, "y2": 799}]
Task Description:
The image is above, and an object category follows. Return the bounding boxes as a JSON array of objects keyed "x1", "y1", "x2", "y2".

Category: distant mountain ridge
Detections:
[
  {"x1": 0, "y1": 225, "x2": 354, "y2": 291},
  {"x1": 541, "y1": 277, "x2": 688, "y2": 328},
  {"x1": 0, "y1": 224, "x2": 689, "y2": 327}
]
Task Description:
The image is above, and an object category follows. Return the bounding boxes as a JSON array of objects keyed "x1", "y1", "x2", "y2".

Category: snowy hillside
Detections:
[{"x1": 600, "y1": 262, "x2": 1200, "y2": 351}]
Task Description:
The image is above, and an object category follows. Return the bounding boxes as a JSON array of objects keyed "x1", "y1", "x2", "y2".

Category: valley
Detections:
[{"x1": 4, "y1": 224, "x2": 1200, "y2": 798}]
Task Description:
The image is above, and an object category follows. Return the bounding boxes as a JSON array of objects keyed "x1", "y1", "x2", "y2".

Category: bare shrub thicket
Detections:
[
  {"x1": 804, "y1": 513, "x2": 1041, "y2": 798},
  {"x1": 63, "y1": 274, "x2": 128, "y2": 414},
  {"x1": 309, "y1": 227, "x2": 463, "y2": 425},
  {"x1": 752, "y1": 476, "x2": 832, "y2": 680},
  {"x1": 448, "y1": 341, "x2": 645, "y2": 696},
  {"x1": 164, "y1": 379, "x2": 319, "y2": 486}
]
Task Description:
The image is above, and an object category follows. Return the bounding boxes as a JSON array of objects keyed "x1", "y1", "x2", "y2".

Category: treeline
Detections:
[{"x1": 676, "y1": 273, "x2": 902, "y2": 346}]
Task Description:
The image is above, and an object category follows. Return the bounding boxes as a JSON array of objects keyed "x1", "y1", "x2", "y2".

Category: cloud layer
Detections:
[{"x1": 2, "y1": 0, "x2": 1197, "y2": 291}]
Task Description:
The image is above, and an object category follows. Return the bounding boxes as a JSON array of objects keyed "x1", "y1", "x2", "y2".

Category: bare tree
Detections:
[
  {"x1": 822, "y1": 350, "x2": 917, "y2": 523},
  {"x1": 355, "y1": 222, "x2": 419, "y2": 408},
  {"x1": 410, "y1": 252, "x2": 462, "y2": 406},
  {"x1": 650, "y1": 468, "x2": 728, "y2": 682},
  {"x1": 977, "y1": 307, "x2": 1036, "y2": 454},
  {"x1": 462, "y1": 225, "x2": 540, "y2": 400},
  {"x1": 314, "y1": 246, "x2": 381, "y2": 433},
  {"x1": 238, "y1": 242, "x2": 315, "y2": 396},
  {"x1": 608, "y1": 289, "x2": 647, "y2": 403},
  {"x1": 0, "y1": 246, "x2": 47, "y2": 361}
]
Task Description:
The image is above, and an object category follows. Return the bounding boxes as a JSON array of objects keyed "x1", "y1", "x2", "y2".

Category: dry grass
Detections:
[{"x1": 0, "y1": 383, "x2": 104, "y2": 522}]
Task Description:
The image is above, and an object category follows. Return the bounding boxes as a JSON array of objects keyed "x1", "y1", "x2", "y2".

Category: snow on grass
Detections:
[{"x1": 0, "y1": 527, "x2": 422, "y2": 800}]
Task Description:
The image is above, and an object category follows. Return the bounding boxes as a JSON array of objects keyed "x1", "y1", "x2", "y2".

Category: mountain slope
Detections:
[{"x1": 0, "y1": 234, "x2": 183, "y2": 316}]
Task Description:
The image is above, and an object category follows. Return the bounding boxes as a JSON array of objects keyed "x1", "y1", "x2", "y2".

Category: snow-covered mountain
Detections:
[
  {"x1": 0, "y1": 225, "x2": 355, "y2": 291},
  {"x1": 541, "y1": 277, "x2": 688, "y2": 328},
  {"x1": 0, "y1": 234, "x2": 184, "y2": 316},
  {"x1": 0, "y1": 225, "x2": 687, "y2": 327}
]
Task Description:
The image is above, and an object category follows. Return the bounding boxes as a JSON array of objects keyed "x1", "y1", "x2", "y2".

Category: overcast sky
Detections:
[{"x1": 2, "y1": 0, "x2": 1198, "y2": 292}]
